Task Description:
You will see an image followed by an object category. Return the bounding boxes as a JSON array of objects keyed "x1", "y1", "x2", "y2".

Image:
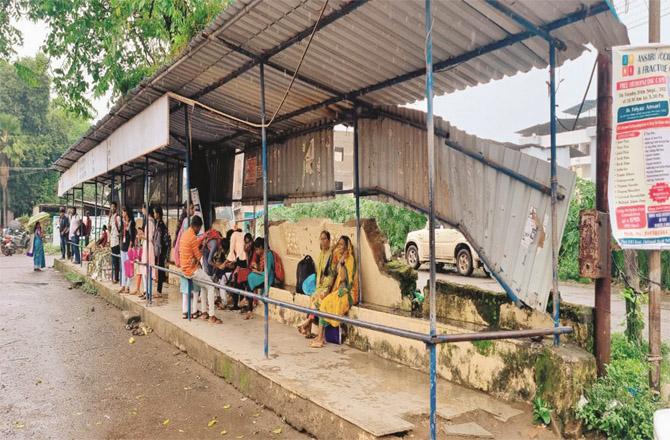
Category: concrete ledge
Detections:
[{"x1": 259, "y1": 286, "x2": 595, "y2": 428}]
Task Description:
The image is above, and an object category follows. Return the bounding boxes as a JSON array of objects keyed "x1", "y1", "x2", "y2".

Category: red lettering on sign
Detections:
[
  {"x1": 616, "y1": 205, "x2": 647, "y2": 229},
  {"x1": 649, "y1": 182, "x2": 670, "y2": 203}
]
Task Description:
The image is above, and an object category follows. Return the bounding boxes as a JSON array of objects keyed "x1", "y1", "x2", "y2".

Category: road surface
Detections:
[
  {"x1": 0, "y1": 255, "x2": 309, "y2": 439},
  {"x1": 417, "y1": 265, "x2": 670, "y2": 343}
]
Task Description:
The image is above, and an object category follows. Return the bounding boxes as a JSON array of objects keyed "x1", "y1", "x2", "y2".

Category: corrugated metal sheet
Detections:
[
  {"x1": 242, "y1": 125, "x2": 334, "y2": 202},
  {"x1": 149, "y1": 169, "x2": 181, "y2": 205},
  {"x1": 358, "y1": 107, "x2": 576, "y2": 311},
  {"x1": 53, "y1": 0, "x2": 628, "y2": 175},
  {"x1": 207, "y1": 149, "x2": 236, "y2": 204}
]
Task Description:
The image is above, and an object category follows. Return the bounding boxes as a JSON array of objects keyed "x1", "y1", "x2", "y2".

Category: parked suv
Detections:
[{"x1": 404, "y1": 222, "x2": 485, "y2": 277}]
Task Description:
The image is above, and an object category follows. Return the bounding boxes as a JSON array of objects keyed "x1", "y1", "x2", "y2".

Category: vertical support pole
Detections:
[
  {"x1": 353, "y1": 109, "x2": 363, "y2": 304},
  {"x1": 260, "y1": 62, "x2": 270, "y2": 359},
  {"x1": 94, "y1": 180, "x2": 98, "y2": 241},
  {"x1": 80, "y1": 184, "x2": 84, "y2": 267},
  {"x1": 145, "y1": 156, "x2": 152, "y2": 305},
  {"x1": 595, "y1": 51, "x2": 612, "y2": 376},
  {"x1": 184, "y1": 108, "x2": 193, "y2": 320},
  {"x1": 185, "y1": 106, "x2": 192, "y2": 211},
  {"x1": 111, "y1": 173, "x2": 116, "y2": 207},
  {"x1": 424, "y1": 1, "x2": 437, "y2": 439},
  {"x1": 549, "y1": 42, "x2": 560, "y2": 346},
  {"x1": 648, "y1": 0, "x2": 662, "y2": 392}
]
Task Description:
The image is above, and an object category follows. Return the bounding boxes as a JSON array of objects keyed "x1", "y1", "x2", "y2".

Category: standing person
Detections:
[
  {"x1": 58, "y1": 207, "x2": 69, "y2": 260},
  {"x1": 69, "y1": 207, "x2": 82, "y2": 264},
  {"x1": 109, "y1": 202, "x2": 121, "y2": 283},
  {"x1": 178, "y1": 216, "x2": 221, "y2": 324},
  {"x1": 153, "y1": 206, "x2": 170, "y2": 298},
  {"x1": 244, "y1": 237, "x2": 275, "y2": 320},
  {"x1": 139, "y1": 206, "x2": 156, "y2": 297},
  {"x1": 82, "y1": 210, "x2": 92, "y2": 247},
  {"x1": 118, "y1": 207, "x2": 136, "y2": 294},
  {"x1": 174, "y1": 204, "x2": 188, "y2": 247},
  {"x1": 32, "y1": 222, "x2": 46, "y2": 271}
]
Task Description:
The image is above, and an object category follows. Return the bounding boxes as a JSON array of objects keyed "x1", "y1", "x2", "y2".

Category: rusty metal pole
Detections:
[
  {"x1": 595, "y1": 51, "x2": 612, "y2": 376},
  {"x1": 648, "y1": 0, "x2": 662, "y2": 392}
]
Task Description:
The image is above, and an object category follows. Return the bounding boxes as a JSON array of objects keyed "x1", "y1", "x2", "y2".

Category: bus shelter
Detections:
[{"x1": 53, "y1": 1, "x2": 628, "y2": 438}]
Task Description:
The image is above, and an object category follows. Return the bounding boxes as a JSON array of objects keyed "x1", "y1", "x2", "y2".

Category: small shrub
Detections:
[
  {"x1": 577, "y1": 333, "x2": 663, "y2": 440},
  {"x1": 532, "y1": 396, "x2": 552, "y2": 425}
]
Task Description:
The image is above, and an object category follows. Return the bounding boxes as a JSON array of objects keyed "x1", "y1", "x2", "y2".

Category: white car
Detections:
[{"x1": 404, "y1": 222, "x2": 485, "y2": 277}]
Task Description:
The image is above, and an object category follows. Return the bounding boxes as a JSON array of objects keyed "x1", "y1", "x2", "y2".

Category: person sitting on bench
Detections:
[{"x1": 309, "y1": 235, "x2": 358, "y2": 348}]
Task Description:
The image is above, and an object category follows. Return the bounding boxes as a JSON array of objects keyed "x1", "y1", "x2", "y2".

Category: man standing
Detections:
[
  {"x1": 109, "y1": 202, "x2": 121, "y2": 283},
  {"x1": 69, "y1": 207, "x2": 82, "y2": 264},
  {"x1": 82, "y1": 210, "x2": 92, "y2": 248},
  {"x1": 58, "y1": 207, "x2": 69, "y2": 260},
  {"x1": 179, "y1": 216, "x2": 221, "y2": 324}
]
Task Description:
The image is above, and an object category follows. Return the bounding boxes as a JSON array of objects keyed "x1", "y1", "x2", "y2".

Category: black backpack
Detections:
[{"x1": 295, "y1": 255, "x2": 316, "y2": 294}]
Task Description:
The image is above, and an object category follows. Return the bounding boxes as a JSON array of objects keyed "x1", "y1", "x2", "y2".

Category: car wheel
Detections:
[
  {"x1": 436, "y1": 263, "x2": 445, "y2": 272},
  {"x1": 456, "y1": 248, "x2": 474, "y2": 276},
  {"x1": 405, "y1": 244, "x2": 421, "y2": 270}
]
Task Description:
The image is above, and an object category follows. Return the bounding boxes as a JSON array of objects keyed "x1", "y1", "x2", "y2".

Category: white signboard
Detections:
[
  {"x1": 58, "y1": 94, "x2": 170, "y2": 196},
  {"x1": 610, "y1": 45, "x2": 670, "y2": 249}
]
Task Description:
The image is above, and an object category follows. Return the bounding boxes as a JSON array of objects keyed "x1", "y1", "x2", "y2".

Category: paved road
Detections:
[
  {"x1": 0, "y1": 255, "x2": 309, "y2": 440},
  {"x1": 417, "y1": 265, "x2": 670, "y2": 343}
]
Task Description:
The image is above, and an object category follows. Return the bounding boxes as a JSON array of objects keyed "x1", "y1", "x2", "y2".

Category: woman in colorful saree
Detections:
[
  {"x1": 32, "y1": 222, "x2": 46, "y2": 271},
  {"x1": 309, "y1": 235, "x2": 358, "y2": 348},
  {"x1": 297, "y1": 230, "x2": 335, "y2": 338}
]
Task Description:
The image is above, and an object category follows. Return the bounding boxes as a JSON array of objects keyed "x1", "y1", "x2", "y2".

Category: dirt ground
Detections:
[{"x1": 0, "y1": 255, "x2": 310, "y2": 440}]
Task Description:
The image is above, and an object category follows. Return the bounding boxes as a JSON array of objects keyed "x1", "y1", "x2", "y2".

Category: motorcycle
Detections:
[{"x1": 1, "y1": 235, "x2": 15, "y2": 256}]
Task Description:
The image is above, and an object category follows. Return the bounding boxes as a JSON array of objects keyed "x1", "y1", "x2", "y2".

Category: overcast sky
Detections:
[{"x1": 12, "y1": 0, "x2": 669, "y2": 143}]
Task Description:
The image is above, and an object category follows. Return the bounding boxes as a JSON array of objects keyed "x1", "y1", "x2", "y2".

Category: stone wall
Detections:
[
  {"x1": 423, "y1": 280, "x2": 595, "y2": 353},
  {"x1": 267, "y1": 218, "x2": 408, "y2": 310}
]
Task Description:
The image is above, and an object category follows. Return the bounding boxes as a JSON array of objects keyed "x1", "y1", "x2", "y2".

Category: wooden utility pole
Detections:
[
  {"x1": 648, "y1": 0, "x2": 662, "y2": 393},
  {"x1": 595, "y1": 51, "x2": 612, "y2": 376}
]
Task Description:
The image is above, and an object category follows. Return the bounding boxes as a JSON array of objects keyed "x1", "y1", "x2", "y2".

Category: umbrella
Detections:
[{"x1": 27, "y1": 212, "x2": 50, "y2": 228}]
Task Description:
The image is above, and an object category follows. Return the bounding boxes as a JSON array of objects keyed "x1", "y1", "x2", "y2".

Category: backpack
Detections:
[
  {"x1": 200, "y1": 230, "x2": 222, "y2": 277},
  {"x1": 271, "y1": 250, "x2": 285, "y2": 286},
  {"x1": 295, "y1": 255, "x2": 315, "y2": 294}
]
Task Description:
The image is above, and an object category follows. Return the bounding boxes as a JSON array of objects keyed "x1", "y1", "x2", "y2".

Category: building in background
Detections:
[{"x1": 516, "y1": 99, "x2": 597, "y2": 181}]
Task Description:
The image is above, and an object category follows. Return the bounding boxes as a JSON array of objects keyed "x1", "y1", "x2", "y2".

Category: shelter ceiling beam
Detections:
[
  {"x1": 483, "y1": 0, "x2": 566, "y2": 50},
  {"x1": 189, "y1": 0, "x2": 369, "y2": 101},
  {"x1": 272, "y1": 1, "x2": 611, "y2": 125}
]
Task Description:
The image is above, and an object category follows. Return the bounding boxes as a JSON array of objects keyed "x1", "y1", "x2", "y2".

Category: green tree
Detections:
[
  {"x1": 0, "y1": 56, "x2": 88, "y2": 218},
  {"x1": 4, "y1": 0, "x2": 229, "y2": 117}
]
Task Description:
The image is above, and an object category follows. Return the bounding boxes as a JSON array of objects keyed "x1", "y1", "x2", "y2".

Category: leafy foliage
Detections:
[
  {"x1": 577, "y1": 333, "x2": 667, "y2": 440},
  {"x1": 6, "y1": 0, "x2": 230, "y2": 117},
  {"x1": 558, "y1": 177, "x2": 595, "y2": 282},
  {"x1": 621, "y1": 287, "x2": 645, "y2": 345},
  {"x1": 267, "y1": 197, "x2": 426, "y2": 253},
  {"x1": 532, "y1": 396, "x2": 552, "y2": 426},
  {"x1": 0, "y1": 56, "x2": 88, "y2": 217}
]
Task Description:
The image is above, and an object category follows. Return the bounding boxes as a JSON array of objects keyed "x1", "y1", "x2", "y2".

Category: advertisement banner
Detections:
[{"x1": 610, "y1": 45, "x2": 670, "y2": 249}]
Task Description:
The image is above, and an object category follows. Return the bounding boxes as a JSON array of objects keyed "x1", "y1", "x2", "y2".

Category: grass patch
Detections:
[{"x1": 577, "y1": 333, "x2": 669, "y2": 440}]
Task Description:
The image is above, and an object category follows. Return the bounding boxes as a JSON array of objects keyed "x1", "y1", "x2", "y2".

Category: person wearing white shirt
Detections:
[
  {"x1": 69, "y1": 207, "x2": 82, "y2": 264},
  {"x1": 109, "y1": 202, "x2": 121, "y2": 283}
]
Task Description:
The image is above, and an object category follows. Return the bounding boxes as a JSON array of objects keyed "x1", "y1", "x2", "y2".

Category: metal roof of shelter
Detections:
[{"x1": 53, "y1": 0, "x2": 628, "y2": 189}]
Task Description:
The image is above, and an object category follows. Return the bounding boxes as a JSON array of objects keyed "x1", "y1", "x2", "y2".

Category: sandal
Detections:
[
  {"x1": 182, "y1": 313, "x2": 188, "y2": 319},
  {"x1": 309, "y1": 340, "x2": 325, "y2": 348},
  {"x1": 243, "y1": 312, "x2": 253, "y2": 320},
  {"x1": 192, "y1": 311, "x2": 201, "y2": 319},
  {"x1": 209, "y1": 316, "x2": 222, "y2": 325},
  {"x1": 200, "y1": 312, "x2": 209, "y2": 320},
  {"x1": 305, "y1": 333, "x2": 316, "y2": 339}
]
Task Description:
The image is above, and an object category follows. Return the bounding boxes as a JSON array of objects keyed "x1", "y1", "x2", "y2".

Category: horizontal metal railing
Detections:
[{"x1": 94, "y1": 251, "x2": 573, "y2": 346}]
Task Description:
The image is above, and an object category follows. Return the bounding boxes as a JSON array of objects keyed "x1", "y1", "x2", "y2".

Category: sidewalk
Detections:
[{"x1": 55, "y1": 259, "x2": 557, "y2": 440}]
